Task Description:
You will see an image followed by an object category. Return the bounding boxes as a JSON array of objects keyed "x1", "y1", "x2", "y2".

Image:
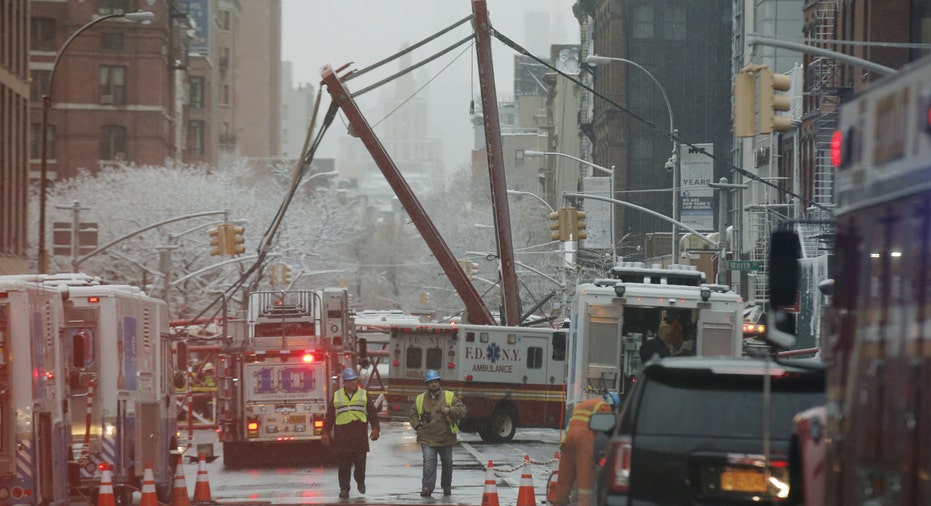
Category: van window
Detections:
[
  {"x1": 426, "y1": 347, "x2": 443, "y2": 370},
  {"x1": 528, "y1": 346, "x2": 543, "y2": 369},
  {"x1": 405, "y1": 347, "x2": 422, "y2": 369}
]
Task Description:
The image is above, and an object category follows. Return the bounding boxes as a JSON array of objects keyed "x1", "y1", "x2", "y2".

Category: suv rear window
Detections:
[{"x1": 636, "y1": 373, "x2": 823, "y2": 438}]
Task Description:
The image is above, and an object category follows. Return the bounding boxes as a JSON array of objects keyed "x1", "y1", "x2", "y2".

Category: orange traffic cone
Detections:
[
  {"x1": 96, "y1": 464, "x2": 116, "y2": 506},
  {"x1": 172, "y1": 456, "x2": 191, "y2": 506},
  {"x1": 140, "y1": 462, "x2": 159, "y2": 506},
  {"x1": 546, "y1": 451, "x2": 560, "y2": 504},
  {"x1": 517, "y1": 455, "x2": 537, "y2": 506},
  {"x1": 192, "y1": 453, "x2": 212, "y2": 503},
  {"x1": 480, "y1": 460, "x2": 500, "y2": 506}
]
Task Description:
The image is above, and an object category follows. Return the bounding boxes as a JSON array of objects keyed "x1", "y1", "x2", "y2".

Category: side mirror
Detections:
[
  {"x1": 767, "y1": 230, "x2": 801, "y2": 348},
  {"x1": 589, "y1": 412, "x2": 617, "y2": 434}
]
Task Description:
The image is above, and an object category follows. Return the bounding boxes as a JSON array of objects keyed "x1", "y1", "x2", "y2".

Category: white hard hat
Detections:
[{"x1": 203, "y1": 363, "x2": 215, "y2": 372}]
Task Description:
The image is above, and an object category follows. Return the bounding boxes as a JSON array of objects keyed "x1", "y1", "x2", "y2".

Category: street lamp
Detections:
[
  {"x1": 585, "y1": 55, "x2": 681, "y2": 261},
  {"x1": 524, "y1": 150, "x2": 615, "y2": 261},
  {"x1": 506, "y1": 189, "x2": 555, "y2": 213},
  {"x1": 38, "y1": 10, "x2": 154, "y2": 273}
]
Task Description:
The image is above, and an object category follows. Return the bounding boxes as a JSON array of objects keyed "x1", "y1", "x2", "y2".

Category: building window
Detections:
[
  {"x1": 99, "y1": 0, "x2": 129, "y2": 15},
  {"x1": 100, "y1": 125, "x2": 127, "y2": 160},
  {"x1": 99, "y1": 66, "x2": 126, "y2": 105},
  {"x1": 220, "y1": 10, "x2": 231, "y2": 31},
  {"x1": 188, "y1": 77, "x2": 204, "y2": 109},
  {"x1": 31, "y1": 17, "x2": 56, "y2": 51},
  {"x1": 187, "y1": 120, "x2": 204, "y2": 156},
  {"x1": 632, "y1": 4, "x2": 654, "y2": 39},
  {"x1": 221, "y1": 84, "x2": 230, "y2": 105},
  {"x1": 664, "y1": 5, "x2": 686, "y2": 41},
  {"x1": 30, "y1": 124, "x2": 55, "y2": 159},
  {"x1": 31, "y1": 70, "x2": 50, "y2": 98},
  {"x1": 101, "y1": 33, "x2": 124, "y2": 51}
]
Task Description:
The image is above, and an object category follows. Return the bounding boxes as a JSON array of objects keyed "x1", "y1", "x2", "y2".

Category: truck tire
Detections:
[{"x1": 480, "y1": 407, "x2": 517, "y2": 442}]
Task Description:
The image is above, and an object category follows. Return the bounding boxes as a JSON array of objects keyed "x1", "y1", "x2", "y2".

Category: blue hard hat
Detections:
[
  {"x1": 342, "y1": 368, "x2": 359, "y2": 381},
  {"x1": 601, "y1": 392, "x2": 621, "y2": 408},
  {"x1": 424, "y1": 369, "x2": 441, "y2": 383}
]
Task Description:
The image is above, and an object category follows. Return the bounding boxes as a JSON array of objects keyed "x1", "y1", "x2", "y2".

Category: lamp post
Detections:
[
  {"x1": 38, "y1": 10, "x2": 154, "y2": 273},
  {"x1": 506, "y1": 189, "x2": 555, "y2": 213},
  {"x1": 585, "y1": 55, "x2": 680, "y2": 262},
  {"x1": 524, "y1": 150, "x2": 616, "y2": 262}
]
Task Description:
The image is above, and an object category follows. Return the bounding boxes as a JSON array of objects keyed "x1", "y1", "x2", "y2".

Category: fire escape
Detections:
[{"x1": 801, "y1": 0, "x2": 845, "y2": 258}]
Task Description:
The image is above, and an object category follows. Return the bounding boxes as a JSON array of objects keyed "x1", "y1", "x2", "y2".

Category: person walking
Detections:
[
  {"x1": 323, "y1": 367, "x2": 380, "y2": 499},
  {"x1": 409, "y1": 369, "x2": 466, "y2": 497},
  {"x1": 553, "y1": 392, "x2": 621, "y2": 506}
]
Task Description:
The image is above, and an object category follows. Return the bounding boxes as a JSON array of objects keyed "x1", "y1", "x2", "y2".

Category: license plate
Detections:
[{"x1": 720, "y1": 469, "x2": 767, "y2": 493}]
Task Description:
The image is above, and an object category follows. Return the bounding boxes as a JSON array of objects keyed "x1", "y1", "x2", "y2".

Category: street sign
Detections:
[
  {"x1": 52, "y1": 222, "x2": 98, "y2": 256},
  {"x1": 728, "y1": 260, "x2": 762, "y2": 271}
]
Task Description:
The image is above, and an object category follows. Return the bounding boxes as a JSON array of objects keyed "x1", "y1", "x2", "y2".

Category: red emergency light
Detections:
[
  {"x1": 247, "y1": 421, "x2": 259, "y2": 431},
  {"x1": 447, "y1": 361, "x2": 455, "y2": 369},
  {"x1": 314, "y1": 420, "x2": 324, "y2": 429},
  {"x1": 302, "y1": 353, "x2": 315, "y2": 363},
  {"x1": 87, "y1": 296, "x2": 100, "y2": 304}
]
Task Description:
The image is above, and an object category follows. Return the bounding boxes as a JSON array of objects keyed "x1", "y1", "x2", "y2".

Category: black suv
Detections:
[{"x1": 591, "y1": 356, "x2": 824, "y2": 505}]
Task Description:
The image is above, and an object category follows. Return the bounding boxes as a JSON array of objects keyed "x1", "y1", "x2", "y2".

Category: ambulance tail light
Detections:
[
  {"x1": 302, "y1": 353, "x2": 315, "y2": 363},
  {"x1": 465, "y1": 375, "x2": 474, "y2": 381},
  {"x1": 392, "y1": 359, "x2": 400, "y2": 367},
  {"x1": 87, "y1": 296, "x2": 100, "y2": 303},
  {"x1": 447, "y1": 361, "x2": 455, "y2": 369}
]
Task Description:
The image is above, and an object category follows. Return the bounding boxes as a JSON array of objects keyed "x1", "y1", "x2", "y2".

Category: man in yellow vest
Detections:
[
  {"x1": 408, "y1": 369, "x2": 466, "y2": 497},
  {"x1": 323, "y1": 367, "x2": 380, "y2": 499},
  {"x1": 553, "y1": 392, "x2": 620, "y2": 506}
]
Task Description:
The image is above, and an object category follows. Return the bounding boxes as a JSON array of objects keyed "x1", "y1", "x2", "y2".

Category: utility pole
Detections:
[
  {"x1": 55, "y1": 200, "x2": 91, "y2": 272},
  {"x1": 709, "y1": 178, "x2": 748, "y2": 286}
]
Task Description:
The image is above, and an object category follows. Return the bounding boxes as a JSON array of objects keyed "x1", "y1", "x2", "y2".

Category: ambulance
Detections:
[{"x1": 384, "y1": 323, "x2": 567, "y2": 442}]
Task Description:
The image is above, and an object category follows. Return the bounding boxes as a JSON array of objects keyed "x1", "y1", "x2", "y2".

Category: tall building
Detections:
[
  {"x1": 236, "y1": 0, "x2": 281, "y2": 160},
  {"x1": 29, "y1": 1, "x2": 173, "y2": 181},
  {"x1": 280, "y1": 61, "x2": 315, "y2": 160},
  {"x1": 584, "y1": 0, "x2": 734, "y2": 262},
  {"x1": 0, "y1": 0, "x2": 30, "y2": 274}
]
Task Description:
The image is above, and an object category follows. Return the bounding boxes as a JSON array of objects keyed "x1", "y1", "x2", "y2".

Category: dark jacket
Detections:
[
  {"x1": 639, "y1": 337, "x2": 670, "y2": 364},
  {"x1": 323, "y1": 387, "x2": 380, "y2": 453}
]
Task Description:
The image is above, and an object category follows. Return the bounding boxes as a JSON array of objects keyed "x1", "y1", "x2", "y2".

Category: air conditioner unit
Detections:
[{"x1": 100, "y1": 95, "x2": 113, "y2": 105}]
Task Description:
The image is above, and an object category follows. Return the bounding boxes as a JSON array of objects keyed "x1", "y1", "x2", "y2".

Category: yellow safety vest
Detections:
[
  {"x1": 334, "y1": 388, "x2": 368, "y2": 425},
  {"x1": 415, "y1": 390, "x2": 459, "y2": 434}
]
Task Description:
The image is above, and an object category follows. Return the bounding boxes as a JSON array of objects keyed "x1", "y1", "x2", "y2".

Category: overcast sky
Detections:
[{"x1": 281, "y1": 0, "x2": 579, "y2": 173}]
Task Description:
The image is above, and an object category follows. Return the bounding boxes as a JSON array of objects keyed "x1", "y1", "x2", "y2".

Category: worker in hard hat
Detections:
[
  {"x1": 323, "y1": 367, "x2": 380, "y2": 499},
  {"x1": 553, "y1": 392, "x2": 621, "y2": 506},
  {"x1": 408, "y1": 369, "x2": 466, "y2": 497}
]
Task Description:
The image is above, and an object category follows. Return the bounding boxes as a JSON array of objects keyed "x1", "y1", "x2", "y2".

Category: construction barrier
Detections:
[
  {"x1": 481, "y1": 460, "x2": 500, "y2": 506},
  {"x1": 140, "y1": 462, "x2": 158, "y2": 506},
  {"x1": 96, "y1": 464, "x2": 116, "y2": 506},
  {"x1": 192, "y1": 453, "x2": 212, "y2": 503},
  {"x1": 173, "y1": 456, "x2": 192, "y2": 506},
  {"x1": 517, "y1": 455, "x2": 537, "y2": 506}
]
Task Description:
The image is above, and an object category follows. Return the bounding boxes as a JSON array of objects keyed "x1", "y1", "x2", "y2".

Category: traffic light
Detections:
[
  {"x1": 732, "y1": 71, "x2": 756, "y2": 137},
  {"x1": 758, "y1": 66, "x2": 792, "y2": 134},
  {"x1": 208, "y1": 225, "x2": 226, "y2": 256},
  {"x1": 570, "y1": 209, "x2": 587, "y2": 240},
  {"x1": 549, "y1": 208, "x2": 569, "y2": 242},
  {"x1": 281, "y1": 264, "x2": 291, "y2": 284},
  {"x1": 226, "y1": 225, "x2": 245, "y2": 255}
]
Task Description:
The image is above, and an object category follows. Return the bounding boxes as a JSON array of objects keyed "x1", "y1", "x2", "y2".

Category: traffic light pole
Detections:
[{"x1": 72, "y1": 210, "x2": 228, "y2": 270}]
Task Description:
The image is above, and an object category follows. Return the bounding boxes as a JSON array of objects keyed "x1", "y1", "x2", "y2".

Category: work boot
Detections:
[
  {"x1": 443, "y1": 487, "x2": 451, "y2": 496},
  {"x1": 358, "y1": 483, "x2": 366, "y2": 494},
  {"x1": 420, "y1": 488, "x2": 432, "y2": 497},
  {"x1": 339, "y1": 490, "x2": 349, "y2": 499}
]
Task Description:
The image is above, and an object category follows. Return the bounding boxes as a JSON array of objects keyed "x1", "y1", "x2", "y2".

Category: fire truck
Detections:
[
  {"x1": 218, "y1": 288, "x2": 353, "y2": 465},
  {"x1": 0, "y1": 276, "x2": 71, "y2": 505},
  {"x1": 384, "y1": 322, "x2": 567, "y2": 442},
  {"x1": 53, "y1": 274, "x2": 178, "y2": 504},
  {"x1": 566, "y1": 262, "x2": 744, "y2": 410}
]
